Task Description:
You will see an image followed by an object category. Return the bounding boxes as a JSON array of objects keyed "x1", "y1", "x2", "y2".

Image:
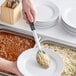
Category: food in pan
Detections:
[
  {"x1": 41, "y1": 41, "x2": 76, "y2": 76},
  {"x1": 0, "y1": 32, "x2": 35, "y2": 61},
  {"x1": 36, "y1": 51, "x2": 50, "y2": 68}
]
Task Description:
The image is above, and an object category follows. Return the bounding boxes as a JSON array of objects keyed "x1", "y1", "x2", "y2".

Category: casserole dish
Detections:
[
  {"x1": 41, "y1": 40, "x2": 76, "y2": 76},
  {"x1": 0, "y1": 23, "x2": 35, "y2": 75}
]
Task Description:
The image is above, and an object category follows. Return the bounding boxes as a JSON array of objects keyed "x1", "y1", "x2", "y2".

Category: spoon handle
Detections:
[
  {"x1": 30, "y1": 22, "x2": 41, "y2": 50},
  {"x1": 30, "y1": 22, "x2": 35, "y2": 30},
  {"x1": 15, "y1": 0, "x2": 19, "y2": 3},
  {"x1": 7, "y1": 0, "x2": 12, "y2": 8}
]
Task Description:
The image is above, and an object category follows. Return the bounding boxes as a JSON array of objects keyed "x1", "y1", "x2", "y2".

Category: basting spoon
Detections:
[
  {"x1": 29, "y1": 22, "x2": 50, "y2": 68},
  {"x1": 30, "y1": 22, "x2": 41, "y2": 51}
]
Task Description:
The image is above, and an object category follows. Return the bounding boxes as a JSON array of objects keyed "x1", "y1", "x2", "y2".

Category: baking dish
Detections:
[
  {"x1": 0, "y1": 72, "x2": 16, "y2": 76},
  {"x1": 40, "y1": 40, "x2": 76, "y2": 76},
  {"x1": 0, "y1": 23, "x2": 35, "y2": 75}
]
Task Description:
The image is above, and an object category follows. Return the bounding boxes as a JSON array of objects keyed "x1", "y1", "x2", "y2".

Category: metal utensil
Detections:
[
  {"x1": 12, "y1": 0, "x2": 19, "y2": 8},
  {"x1": 7, "y1": 0, "x2": 19, "y2": 8},
  {"x1": 7, "y1": 0, "x2": 13, "y2": 8},
  {"x1": 15, "y1": 0, "x2": 19, "y2": 3},
  {"x1": 30, "y1": 22, "x2": 50, "y2": 68},
  {"x1": 30, "y1": 22, "x2": 41, "y2": 50}
]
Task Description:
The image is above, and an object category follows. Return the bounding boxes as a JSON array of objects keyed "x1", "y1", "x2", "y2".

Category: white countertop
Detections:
[{"x1": 0, "y1": 0, "x2": 76, "y2": 47}]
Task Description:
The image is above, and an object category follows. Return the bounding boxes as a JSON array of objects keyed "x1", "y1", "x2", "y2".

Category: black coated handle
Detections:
[
  {"x1": 30, "y1": 22, "x2": 35, "y2": 31},
  {"x1": 15, "y1": 0, "x2": 20, "y2": 3}
]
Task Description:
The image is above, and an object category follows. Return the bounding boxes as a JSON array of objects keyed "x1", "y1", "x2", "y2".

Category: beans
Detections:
[{"x1": 0, "y1": 32, "x2": 35, "y2": 61}]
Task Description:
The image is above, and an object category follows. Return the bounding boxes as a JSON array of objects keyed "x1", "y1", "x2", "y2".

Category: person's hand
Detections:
[
  {"x1": 22, "y1": 0, "x2": 36, "y2": 23},
  {"x1": 11, "y1": 61, "x2": 23, "y2": 76},
  {"x1": 0, "y1": 58, "x2": 23, "y2": 76}
]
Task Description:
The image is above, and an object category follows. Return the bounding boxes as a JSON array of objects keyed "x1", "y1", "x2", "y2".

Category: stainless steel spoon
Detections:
[
  {"x1": 7, "y1": 0, "x2": 19, "y2": 8},
  {"x1": 15, "y1": 0, "x2": 19, "y2": 3},
  {"x1": 30, "y1": 22, "x2": 50, "y2": 68},
  {"x1": 30, "y1": 22, "x2": 41, "y2": 51},
  {"x1": 7, "y1": 0, "x2": 12, "y2": 8}
]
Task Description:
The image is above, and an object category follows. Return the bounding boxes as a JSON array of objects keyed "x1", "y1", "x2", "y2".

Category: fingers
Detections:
[
  {"x1": 26, "y1": 9, "x2": 34, "y2": 22},
  {"x1": 22, "y1": 10, "x2": 29, "y2": 23},
  {"x1": 22, "y1": 0, "x2": 36, "y2": 23},
  {"x1": 22, "y1": 9, "x2": 36, "y2": 23},
  {"x1": 30, "y1": 8, "x2": 36, "y2": 22}
]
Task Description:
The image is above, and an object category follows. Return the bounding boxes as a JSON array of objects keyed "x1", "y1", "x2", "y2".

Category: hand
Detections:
[
  {"x1": 11, "y1": 61, "x2": 23, "y2": 76},
  {"x1": 0, "y1": 58, "x2": 23, "y2": 76},
  {"x1": 22, "y1": 0, "x2": 36, "y2": 23}
]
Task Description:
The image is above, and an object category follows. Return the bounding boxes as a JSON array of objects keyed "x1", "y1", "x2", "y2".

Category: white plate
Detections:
[
  {"x1": 62, "y1": 7, "x2": 76, "y2": 33},
  {"x1": 32, "y1": 0, "x2": 59, "y2": 29},
  {"x1": 17, "y1": 48, "x2": 64, "y2": 76},
  {"x1": 61, "y1": 17, "x2": 76, "y2": 36}
]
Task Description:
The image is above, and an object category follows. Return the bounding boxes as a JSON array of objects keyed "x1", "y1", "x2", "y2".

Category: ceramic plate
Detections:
[
  {"x1": 17, "y1": 48, "x2": 64, "y2": 76},
  {"x1": 32, "y1": 0, "x2": 59, "y2": 29},
  {"x1": 62, "y1": 7, "x2": 76, "y2": 33}
]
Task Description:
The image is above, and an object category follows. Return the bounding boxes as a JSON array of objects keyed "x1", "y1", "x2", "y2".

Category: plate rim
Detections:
[
  {"x1": 35, "y1": 1, "x2": 59, "y2": 22},
  {"x1": 62, "y1": 7, "x2": 76, "y2": 29}
]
